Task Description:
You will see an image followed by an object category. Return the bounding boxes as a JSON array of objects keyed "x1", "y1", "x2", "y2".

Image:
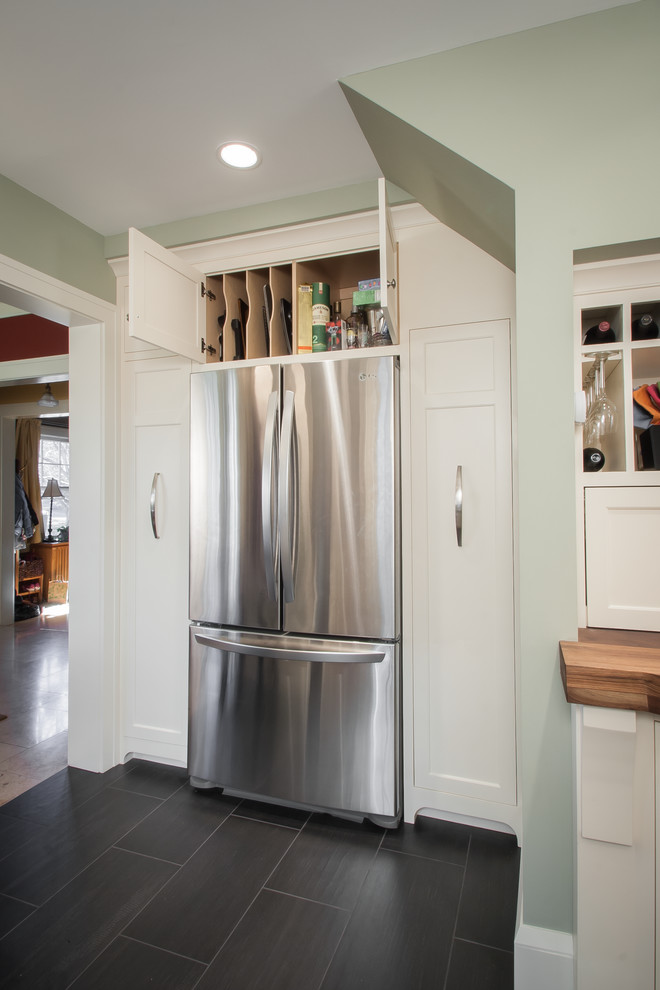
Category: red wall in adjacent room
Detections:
[{"x1": 0, "y1": 315, "x2": 68, "y2": 361}]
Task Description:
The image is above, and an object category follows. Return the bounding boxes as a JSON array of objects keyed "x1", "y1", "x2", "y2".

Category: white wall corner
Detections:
[{"x1": 514, "y1": 924, "x2": 574, "y2": 990}]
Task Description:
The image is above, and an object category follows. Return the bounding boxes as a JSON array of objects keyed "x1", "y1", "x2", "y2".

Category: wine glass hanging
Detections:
[{"x1": 583, "y1": 352, "x2": 618, "y2": 470}]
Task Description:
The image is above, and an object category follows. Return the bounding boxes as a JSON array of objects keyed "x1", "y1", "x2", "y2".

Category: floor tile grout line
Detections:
[
  {"x1": 380, "y1": 845, "x2": 470, "y2": 868},
  {"x1": 0, "y1": 795, "x2": 184, "y2": 917},
  {"x1": 452, "y1": 934, "x2": 515, "y2": 954},
  {"x1": 260, "y1": 884, "x2": 356, "y2": 914},
  {"x1": 316, "y1": 898, "x2": 354, "y2": 990},
  {"x1": 119, "y1": 932, "x2": 211, "y2": 965},
  {"x1": 111, "y1": 800, "x2": 237, "y2": 873},
  {"x1": 108, "y1": 803, "x2": 252, "y2": 956},
  {"x1": 230, "y1": 807, "x2": 312, "y2": 831},
  {"x1": 62, "y1": 932, "x2": 211, "y2": 990},
  {"x1": 193, "y1": 816, "x2": 303, "y2": 976},
  {"x1": 109, "y1": 845, "x2": 186, "y2": 868},
  {"x1": 442, "y1": 833, "x2": 471, "y2": 990},
  {"x1": 106, "y1": 780, "x2": 187, "y2": 802},
  {"x1": 0, "y1": 908, "x2": 38, "y2": 945},
  {"x1": 0, "y1": 890, "x2": 40, "y2": 909}
]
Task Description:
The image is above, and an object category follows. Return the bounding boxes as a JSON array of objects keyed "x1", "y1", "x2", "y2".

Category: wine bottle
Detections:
[
  {"x1": 344, "y1": 309, "x2": 359, "y2": 350},
  {"x1": 312, "y1": 282, "x2": 330, "y2": 352},
  {"x1": 583, "y1": 447, "x2": 605, "y2": 472},
  {"x1": 583, "y1": 321, "x2": 615, "y2": 345},
  {"x1": 632, "y1": 313, "x2": 659, "y2": 341}
]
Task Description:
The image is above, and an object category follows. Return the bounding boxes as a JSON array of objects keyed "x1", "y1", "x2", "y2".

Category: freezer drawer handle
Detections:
[
  {"x1": 455, "y1": 465, "x2": 463, "y2": 547},
  {"x1": 150, "y1": 472, "x2": 160, "y2": 539},
  {"x1": 279, "y1": 389, "x2": 297, "y2": 603},
  {"x1": 261, "y1": 390, "x2": 280, "y2": 601},
  {"x1": 194, "y1": 632, "x2": 385, "y2": 664}
]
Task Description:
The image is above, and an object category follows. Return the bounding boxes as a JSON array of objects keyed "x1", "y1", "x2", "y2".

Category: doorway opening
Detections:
[{"x1": 0, "y1": 251, "x2": 118, "y2": 775}]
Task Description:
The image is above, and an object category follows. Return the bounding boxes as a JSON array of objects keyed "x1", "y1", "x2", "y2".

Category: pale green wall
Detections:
[
  {"x1": 0, "y1": 174, "x2": 115, "y2": 304},
  {"x1": 342, "y1": 0, "x2": 660, "y2": 935},
  {"x1": 104, "y1": 181, "x2": 413, "y2": 259}
]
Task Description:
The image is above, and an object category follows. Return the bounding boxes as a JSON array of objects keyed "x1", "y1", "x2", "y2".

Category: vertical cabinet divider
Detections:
[
  {"x1": 246, "y1": 268, "x2": 269, "y2": 359},
  {"x1": 269, "y1": 265, "x2": 293, "y2": 357},
  {"x1": 223, "y1": 272, "x2": 248, "y2": 361}
]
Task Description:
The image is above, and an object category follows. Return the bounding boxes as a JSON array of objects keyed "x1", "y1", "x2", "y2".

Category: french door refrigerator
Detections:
[{"x1": 188, "y1": 355, "x2": 400, "y2": 826}]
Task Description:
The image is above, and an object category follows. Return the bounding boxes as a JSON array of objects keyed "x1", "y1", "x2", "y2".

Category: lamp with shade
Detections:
[{"x1": 42, "y1": 478, "x2": 64, "y2": 542}]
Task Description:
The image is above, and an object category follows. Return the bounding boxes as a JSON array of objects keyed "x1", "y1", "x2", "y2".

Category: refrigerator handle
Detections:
[
  {"x1": 194, "y1": 631, "x2": 385, "y2": 664},
  {"x1": 278, "y1": 389, "x2": 296, "y2": 603},
  {"x1": 261, "y1": 391, "x2": 279, "y2": 601}
]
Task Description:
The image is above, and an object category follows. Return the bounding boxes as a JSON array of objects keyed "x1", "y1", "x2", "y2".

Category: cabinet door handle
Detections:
[
  {"x1": 150, "y1": 472, "x2": 160, "y2": 540},
  {"x1": 455, "y1": 465, "x2": 463, "y2": 547}
]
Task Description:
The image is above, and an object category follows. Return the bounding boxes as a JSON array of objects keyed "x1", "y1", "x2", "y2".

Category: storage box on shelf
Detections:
[{"x1": 14, "y1": 551, "x2": 43, "y2": 604}]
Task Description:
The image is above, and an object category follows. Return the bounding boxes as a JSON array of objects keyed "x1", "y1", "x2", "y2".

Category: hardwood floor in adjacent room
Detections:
[{"x1": 0, "y1": 609, "x2": 68, "y2": 806}]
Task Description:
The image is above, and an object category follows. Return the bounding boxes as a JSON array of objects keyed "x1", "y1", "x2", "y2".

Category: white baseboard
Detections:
[{"x1": 514, "y1": 924, "x2": 574, "y2": 990}]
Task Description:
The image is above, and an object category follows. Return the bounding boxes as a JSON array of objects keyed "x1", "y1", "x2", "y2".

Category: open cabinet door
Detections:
[
  {"x1": 128, "y1": 227, "x2": 206, "y2": 362},
  {"x1": 378, "y1": 177, "x2": 398, "y2": 345}
]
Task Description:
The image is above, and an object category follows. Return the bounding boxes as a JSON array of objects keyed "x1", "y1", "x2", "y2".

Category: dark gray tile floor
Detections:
[{"x1": 0, "y1": 760, "x2": 520, "y2": 989}]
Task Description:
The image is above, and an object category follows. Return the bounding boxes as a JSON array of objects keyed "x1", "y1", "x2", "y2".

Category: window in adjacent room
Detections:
[{"x1": 38, "y1": 419, "x2": 69, "y2": 538}]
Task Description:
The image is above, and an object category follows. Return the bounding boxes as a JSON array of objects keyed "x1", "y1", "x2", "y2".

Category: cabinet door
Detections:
[
  {"x1": 121, "y1": 356, "x2": 191, "y2": 763},
  {"x1": 128, "y1": 227, "x2": 206, "y2": 362},
  {"x1": 378, "y1": 177, "x2": 398, "y2": 344},
  {"x1": 409, "y1": 320, "x2": 516, "y2": 805},
  {"x1": 585, "y1": 487, "x2": 660, "y2": 631}
]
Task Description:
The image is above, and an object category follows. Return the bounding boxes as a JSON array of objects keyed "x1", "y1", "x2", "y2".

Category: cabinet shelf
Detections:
[
  {"x1": 203, "y1": 247, "x2": 389, "y2": 362},
  {"x1": 125, "y1": 178, "x2": 399, "y2": 366}
]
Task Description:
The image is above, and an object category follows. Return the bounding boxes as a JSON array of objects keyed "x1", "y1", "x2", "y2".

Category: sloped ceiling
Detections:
[{"x1": 340, "y1": 83, "x2": 515, "y2": 270}]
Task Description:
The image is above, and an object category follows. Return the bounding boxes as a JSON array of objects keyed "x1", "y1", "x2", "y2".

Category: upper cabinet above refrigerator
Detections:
[
  {"x1": 128, "y1": 227, "x2": 208, "y2": 363},
  {"x1": 126, "y1": 178, "x2": 401, "y2": 363}
]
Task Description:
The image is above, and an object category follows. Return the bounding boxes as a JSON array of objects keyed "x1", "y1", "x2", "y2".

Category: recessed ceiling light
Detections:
[{"x1": 217, "y1": 142, "x2": 261, "y2": 170}]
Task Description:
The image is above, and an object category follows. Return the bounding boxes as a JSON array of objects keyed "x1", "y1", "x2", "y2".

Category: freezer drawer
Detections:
[{"x1": 188, "y1": 627, "x2": 400, "y2": 823}]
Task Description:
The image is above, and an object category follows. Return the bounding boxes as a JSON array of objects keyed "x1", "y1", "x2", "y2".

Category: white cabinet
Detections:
[
  {"x1": 127, "y1": 177, "x2": 399, "y2": 361},
  {"x1": 128, "y1": 227, "x2": 207, "y2": 362},
  {"x1": 120, "y1": 355, "x2": 191, "y2": 764},
  {"x1": 585, "y1": 486, "x2": 660, "y2": 631},
  {"x1": 574, "y1": 707, "x2": 656, "y2": 990},
  {"x1": 406, "y1": 319, "x2": 517, "y2": 825}
]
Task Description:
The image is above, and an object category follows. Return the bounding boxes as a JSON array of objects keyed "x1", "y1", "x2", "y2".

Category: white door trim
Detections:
[{"x1": 0, "y1": 251, "x2": 120, "y2": 772}]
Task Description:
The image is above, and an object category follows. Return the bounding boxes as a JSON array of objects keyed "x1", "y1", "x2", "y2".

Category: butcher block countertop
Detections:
[{"x1": 560, "y1": 628, "x2": 660, "y2": 713}]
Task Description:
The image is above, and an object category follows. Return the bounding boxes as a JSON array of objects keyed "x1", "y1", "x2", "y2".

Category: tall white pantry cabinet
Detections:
[{"x1": 111, "y1": 188, "x2": 520, "y2": 834}]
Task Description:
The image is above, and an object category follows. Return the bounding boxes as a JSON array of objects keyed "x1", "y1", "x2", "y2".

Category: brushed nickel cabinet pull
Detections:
[
  {"x1": 455, "y1": 465, "x2": 463, "y2": 547},
  {"x1": 150, "y1": 472, "x2": 160, "y2": 539}
]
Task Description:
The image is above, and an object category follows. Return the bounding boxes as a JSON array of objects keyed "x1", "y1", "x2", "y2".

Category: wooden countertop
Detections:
[{"x1": 560, "y1": 628, "x2": 660, "y2": 713}]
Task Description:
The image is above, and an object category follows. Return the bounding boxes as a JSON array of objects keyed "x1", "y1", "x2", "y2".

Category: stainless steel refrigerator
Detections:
[{"x1": 188, "y1": 355, "x2": 400, "y2": 826}]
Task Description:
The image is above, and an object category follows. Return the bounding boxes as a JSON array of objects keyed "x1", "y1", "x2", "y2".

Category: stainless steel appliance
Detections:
[{"x1": 188, "y1": 355, "x2": 400, "y2": 826}]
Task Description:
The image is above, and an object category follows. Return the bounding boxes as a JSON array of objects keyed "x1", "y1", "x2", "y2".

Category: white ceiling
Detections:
[{"x1": 1, "y1": 0, "x2": 634, "y2": 238}]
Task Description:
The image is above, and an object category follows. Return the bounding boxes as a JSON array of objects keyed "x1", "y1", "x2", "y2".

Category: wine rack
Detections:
[{"x1": 576, "y1": 261, "x2": 660, "y2": 476}]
